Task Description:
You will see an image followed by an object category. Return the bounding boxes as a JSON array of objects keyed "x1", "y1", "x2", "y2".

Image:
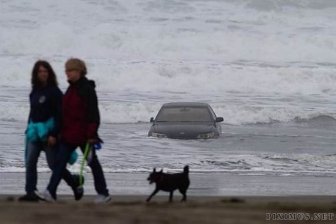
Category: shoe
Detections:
[
  {"x1": 34, "y1": 190, "x2": 46, "y2": 201},
  {"x1": 72, "y1": 174, "x2": 84, "y2": 201},
  {"x1": 18, "y1": 192, "x2": 40, "y2": 202},
  {"x1": 94, "y1": 194, "x2": 111, "y2": 204},
  {"x1": 43, "y1": 189, "x2": 56, "y2": 203}
]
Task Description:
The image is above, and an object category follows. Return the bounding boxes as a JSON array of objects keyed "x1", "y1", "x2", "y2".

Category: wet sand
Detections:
[
  {"x1": 2, "y1": 172, "x2": 336, "y2": 196},
  {"x1": 2, "y1": 195, "x2": 336, "y2": 224}
]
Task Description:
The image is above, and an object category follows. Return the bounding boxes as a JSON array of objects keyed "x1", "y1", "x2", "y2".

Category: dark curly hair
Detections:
[{"x1": 31, "y1": 60, "x2": 58, "y2": 89}]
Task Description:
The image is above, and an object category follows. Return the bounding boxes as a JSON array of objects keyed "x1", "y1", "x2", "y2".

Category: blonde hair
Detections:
[{"x1": 65, "y1": 58, "x2": 87, "y2": 76}]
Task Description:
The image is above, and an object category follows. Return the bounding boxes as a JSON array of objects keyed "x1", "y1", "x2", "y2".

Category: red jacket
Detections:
[{"x1": 61, "y1": 77, "x2": 100, "y2": 146}]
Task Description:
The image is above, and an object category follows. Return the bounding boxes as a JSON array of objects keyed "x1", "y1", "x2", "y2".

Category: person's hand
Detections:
[
  {"x1": 48, "y1": 136, "x2": 57, "y2": 147},
  {"x1": 88, "y1": 138, "x2": 98, "y2": 144}
]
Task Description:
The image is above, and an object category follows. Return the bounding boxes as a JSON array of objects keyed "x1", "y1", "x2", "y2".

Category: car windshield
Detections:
[{"x1": 156, "y1": 107, "x2": 212, "y2": 122}]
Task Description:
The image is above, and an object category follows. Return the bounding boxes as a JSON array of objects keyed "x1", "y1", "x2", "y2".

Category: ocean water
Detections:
[{"x1": 1, "y1": 0, "x2": 336, "y2": 181}]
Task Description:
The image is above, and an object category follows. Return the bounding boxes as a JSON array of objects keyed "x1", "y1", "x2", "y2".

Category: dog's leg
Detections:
[
  {"x1": 169, "y1": 191, "x2": 174, "y2": 202},
  {"x1": 179, "y1": 188, "x2": 187, "y2": 202},
  {"x1": 181, "y1": 193, "x2": 187, "y2": 202},
  {"x1": 146, "y1": 188, "x2": 159, "y2": 202}
]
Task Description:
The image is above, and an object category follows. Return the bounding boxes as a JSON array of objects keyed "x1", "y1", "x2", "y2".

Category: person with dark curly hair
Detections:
[{"x1": 19, "y1": 60, "x2": 83, "y2": 202}]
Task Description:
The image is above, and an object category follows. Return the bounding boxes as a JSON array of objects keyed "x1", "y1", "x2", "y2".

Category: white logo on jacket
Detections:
[{"x1": 39, "y1": 95, "x2": 46, "y2": 104}]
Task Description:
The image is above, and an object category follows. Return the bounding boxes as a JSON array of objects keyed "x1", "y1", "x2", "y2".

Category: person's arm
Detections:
[
  {"x1": 49, "y1": 88, "x2": 63, "y2": 138},
  {"x1": 27, "y1": 92, "x2": 33, "y2": 124},
  {"x1": 86, "y1": 85, "x2": 100, "y2": 141},
  {"x1": 27, "y1": 110, "x2": 31, "y2": 124},
  {"x1": 25, "y1": 93, "x2": 32, "y2": 134}
]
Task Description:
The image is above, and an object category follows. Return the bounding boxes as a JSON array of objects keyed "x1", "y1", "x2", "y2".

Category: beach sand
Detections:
[
  {"x1": 2, "y1": 172, "x2": 336, "y2": 223},
  {"x1": 1, "y1": 195, "x2": 336, "y2": 224}
]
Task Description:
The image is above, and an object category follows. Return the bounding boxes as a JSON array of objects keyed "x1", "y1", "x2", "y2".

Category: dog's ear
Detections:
[
  {"x1": 159, "y1": 169, "x2": 163, "y2": 173},
  {"x1": 153, "y1": 168, "x2": 156, "y2": 172}
]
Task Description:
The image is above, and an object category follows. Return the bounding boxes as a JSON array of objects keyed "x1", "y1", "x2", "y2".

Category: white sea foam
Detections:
[
  {"x1": 0, "y1": 0, "x2": 336, "y2": 125},
  {"x1": 3, "y1": 1, "x2": 336, "y2": 192}
]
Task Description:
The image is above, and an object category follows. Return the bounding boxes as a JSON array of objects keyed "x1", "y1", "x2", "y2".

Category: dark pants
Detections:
[
  {"x1": 25, "y1": 141, "x2": 76, "y2": 194},
  {"x1": 47, "y1": 142, "x2": 109, "y2": 198}
]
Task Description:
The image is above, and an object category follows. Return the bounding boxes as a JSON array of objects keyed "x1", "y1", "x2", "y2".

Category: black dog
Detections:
[{"x1": 146, "y1": 165, "x2": 190, "y2": 202}]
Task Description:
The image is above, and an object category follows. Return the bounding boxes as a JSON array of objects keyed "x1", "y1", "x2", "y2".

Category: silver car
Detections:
[{"x1": 148, "y1": 102, "x2": 224, "y2": 139}]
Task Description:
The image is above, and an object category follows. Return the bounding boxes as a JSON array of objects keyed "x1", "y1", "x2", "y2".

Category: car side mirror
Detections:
[
  {"x1": 150, "y1": 117, "x2": 154, "y2": 123},
  {"x1": 216, "y1": 117, "x2": 224, "y2": 122}
]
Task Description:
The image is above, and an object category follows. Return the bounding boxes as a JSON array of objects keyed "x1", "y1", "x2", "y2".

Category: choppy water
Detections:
[
  {"x1": 1, "y1": 0, "x2": 336, "y2": 177},
  {"x1": 2, "y1": 111, "x2": 336, "y2": 176}
]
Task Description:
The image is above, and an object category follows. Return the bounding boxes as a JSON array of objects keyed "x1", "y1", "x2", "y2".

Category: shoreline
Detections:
[{"x1": 2, "y1": 172, "x2": 336, "y2": 196}]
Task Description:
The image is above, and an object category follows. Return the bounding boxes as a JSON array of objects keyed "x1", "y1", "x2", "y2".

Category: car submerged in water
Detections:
[{"x1": 148, "y1": 102, "x2": 224, "y2": 139}]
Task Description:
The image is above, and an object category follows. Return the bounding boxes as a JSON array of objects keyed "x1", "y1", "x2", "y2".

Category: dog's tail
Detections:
[{"x1": 183, "y1": 165, "x2": 189, "y2": 174}]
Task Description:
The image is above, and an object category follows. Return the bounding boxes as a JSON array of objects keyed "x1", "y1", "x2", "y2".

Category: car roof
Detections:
[{"x1": 162, "y1": 102, "x2": 210, "y2": 108}]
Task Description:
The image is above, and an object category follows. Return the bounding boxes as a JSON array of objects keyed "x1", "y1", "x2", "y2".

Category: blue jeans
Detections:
[
  {"x1": 25, "y1": 141, "x2": 76, "y2": 194},
  {"x1": 47, "y1": 142, "x2": 109, "y2": 198}
]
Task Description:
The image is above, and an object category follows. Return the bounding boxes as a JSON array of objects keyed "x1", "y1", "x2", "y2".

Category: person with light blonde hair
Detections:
[{"x1": 44, "y1": 58, "x2": 111, "y2": 203}]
